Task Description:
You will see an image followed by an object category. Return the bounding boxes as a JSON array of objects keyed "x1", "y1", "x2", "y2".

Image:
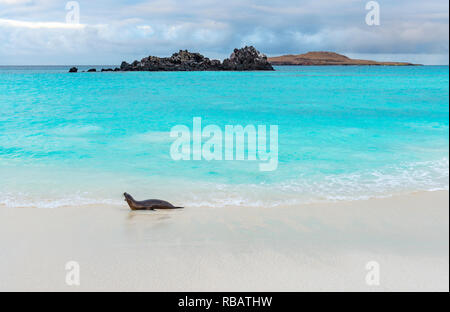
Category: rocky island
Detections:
[
  {"x1": 268, "y1": 51, "x2": 418, "y2": 66},
  {"x1": 69, "y1": 46, "x2": 273, "y2": 72}
]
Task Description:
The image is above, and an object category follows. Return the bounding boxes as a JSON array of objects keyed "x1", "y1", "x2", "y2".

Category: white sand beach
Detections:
[{"x1": 0, "y1": 191, "x2": 448, "y2": 292}]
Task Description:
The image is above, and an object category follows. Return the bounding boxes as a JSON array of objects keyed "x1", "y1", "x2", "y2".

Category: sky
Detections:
[{"x1": 0, "y1": 0, "x2": 448, "y2": 65}]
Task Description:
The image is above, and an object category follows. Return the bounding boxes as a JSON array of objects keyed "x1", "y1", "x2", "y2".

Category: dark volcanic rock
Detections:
[
  {"x1": 222, "y1": 46, "x2": 273, "y2": 70},
  {"x1": 87, "y1": 68, "x2": 97, "y2": 72},
  {"x1": 69, "y1": 67, "x2": 78, "y2": 73},
  {"x1": 119, "y1": 46, "x2": 273, "y2": 71},
  {"x1": 101, "y1": 68, "x2": 113, "y2": 72}
]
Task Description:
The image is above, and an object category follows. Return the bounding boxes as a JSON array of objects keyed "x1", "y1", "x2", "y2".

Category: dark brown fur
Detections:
[{"x1": 124, "y1": 192, "x2": 183, "y2": 210}]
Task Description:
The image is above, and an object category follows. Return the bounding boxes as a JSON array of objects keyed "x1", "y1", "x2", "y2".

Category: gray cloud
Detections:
[{"x1": 0, "y1": 0, "x2": 448, "y2": 64}]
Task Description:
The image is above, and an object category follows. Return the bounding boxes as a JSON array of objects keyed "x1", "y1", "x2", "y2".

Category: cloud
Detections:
[
  {"x1": 0, "y1": 0, "x2": 448, "y2": 64},
  {"x1": 0, "y1": 0, "x2": 32, "y2": 4},
  {"x1": 0, "y1": 18, "x2": 85, "y2": 28}
]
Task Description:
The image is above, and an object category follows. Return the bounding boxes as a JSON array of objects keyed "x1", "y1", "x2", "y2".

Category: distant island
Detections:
[
  {"x1": 69, "y1": 46, "x2": 274, "y2": 72},
  {"x1": 69, "y1": 49, "x2": 420, "y2": 73},
  {"x1": 268, "y1": 51, "x2": 419, "y2": 66}
]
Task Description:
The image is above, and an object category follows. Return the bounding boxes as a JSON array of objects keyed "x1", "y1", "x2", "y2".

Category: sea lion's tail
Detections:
[{"x1": 173, "y1": 206, "x2": 184, "y2": 209}]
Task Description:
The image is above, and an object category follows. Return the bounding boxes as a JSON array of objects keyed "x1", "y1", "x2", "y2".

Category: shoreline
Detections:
[
  {"x1": 1, "y1": 186, "x2": 448, "y2": 209},
  {"x1": 1, "y1": 190, "x2": 448, "y2": 291}
]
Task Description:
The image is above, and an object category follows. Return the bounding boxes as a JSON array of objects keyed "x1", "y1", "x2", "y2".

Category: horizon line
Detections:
[{"x1": 1, "y1": 64, "x2": 449, "y2": 67}]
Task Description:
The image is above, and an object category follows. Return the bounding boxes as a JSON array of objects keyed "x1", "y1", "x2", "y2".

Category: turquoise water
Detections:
[{"x1": 0, "y1": 66, "x2": 448, "y2": 208}]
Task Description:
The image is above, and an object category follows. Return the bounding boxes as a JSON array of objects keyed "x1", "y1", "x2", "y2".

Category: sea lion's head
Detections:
[{"x1": 123, "y1": 192, "x2": 132, "y2": 202}]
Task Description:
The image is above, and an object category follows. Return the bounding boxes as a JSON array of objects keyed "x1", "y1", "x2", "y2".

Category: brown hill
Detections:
[{"x1": 268, "y1": 51, "x2": 418, "y2": 66}]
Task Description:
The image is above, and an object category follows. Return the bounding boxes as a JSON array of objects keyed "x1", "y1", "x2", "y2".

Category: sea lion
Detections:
[{"x1": 124, "y1": 192, "x2": 183, "y2": 210}]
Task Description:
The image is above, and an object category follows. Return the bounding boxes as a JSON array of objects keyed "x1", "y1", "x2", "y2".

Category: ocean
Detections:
[{"x1": 0, "y1": 65, "x2": 448, "y2": 208}]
